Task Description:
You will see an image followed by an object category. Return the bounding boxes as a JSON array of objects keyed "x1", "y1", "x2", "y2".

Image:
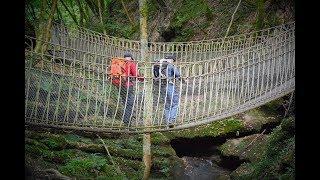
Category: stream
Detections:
[
  {"x1": 170, "y1": 137, "x2": 239, "y2": 179},
  {"x1": 169, "y1": 119, "x2": 283, "y2": 179}
]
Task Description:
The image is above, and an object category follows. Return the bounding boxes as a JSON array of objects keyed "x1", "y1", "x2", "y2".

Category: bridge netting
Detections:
[{"x1": 25, "y1": 22, "x2": 295, "y2": 133}]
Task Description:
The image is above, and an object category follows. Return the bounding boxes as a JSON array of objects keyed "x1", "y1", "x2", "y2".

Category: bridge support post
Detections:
[{"x1": 139, "y1": 0, "x2": 152, "y2": 179}]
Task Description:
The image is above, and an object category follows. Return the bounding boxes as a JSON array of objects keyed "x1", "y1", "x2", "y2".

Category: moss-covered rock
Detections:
[
  {"x1": 165, "y1": 117, "x2": 245, "y2": 139},
  {"x1": 230, "y1": 162, "x2": 254, "y2": 178},
  {"x1": 219, "y1": 134, "x2": 269, "y2": 163},
  {"x1": 232, "y1": 117, "x2": 295, "y2": 179}
]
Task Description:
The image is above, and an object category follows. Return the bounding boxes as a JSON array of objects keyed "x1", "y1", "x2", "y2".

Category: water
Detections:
[
  {"x1": 171, "y1": 137, "x2": 232, "y2": 180},
  {"x1": 174, "y1": 156, "x2": 230, "y2": 180}
]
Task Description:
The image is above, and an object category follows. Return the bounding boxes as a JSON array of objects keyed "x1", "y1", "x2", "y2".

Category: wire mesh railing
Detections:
[{"x1": 25, "y1": 22, "x2": 295, "y2": 133}]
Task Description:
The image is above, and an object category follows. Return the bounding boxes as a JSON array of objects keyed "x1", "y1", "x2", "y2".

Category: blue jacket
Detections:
[{"x1": 166, "y1": 64, "x2": 181, "y2": 83}]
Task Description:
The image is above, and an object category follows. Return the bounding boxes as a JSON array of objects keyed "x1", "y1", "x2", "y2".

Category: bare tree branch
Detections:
[{"x1": 222, "y1": 0, "x2": 242, "y2": 43}]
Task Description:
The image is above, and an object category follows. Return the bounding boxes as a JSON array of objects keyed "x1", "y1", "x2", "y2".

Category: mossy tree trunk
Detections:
[
  {"x1": 97, "y1": 0, "x2": 107, "y2": 35},
  {"x1": 34, "y1": 0, "x2": 47, "y2": 53},
  {"x1": 34, "y1": 0, "x2": 58, "y2": 54},
  {"x1": 139, "y1": 0, "x2": 152, "y2": 179},
  {"x1": 255, "y1": 0, "x2": 265, "y2": 30}
]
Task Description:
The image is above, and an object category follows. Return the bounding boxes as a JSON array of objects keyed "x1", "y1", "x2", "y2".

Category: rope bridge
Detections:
[{"x1": 25, "y1": 22, "x2": 295, "y2": 133}]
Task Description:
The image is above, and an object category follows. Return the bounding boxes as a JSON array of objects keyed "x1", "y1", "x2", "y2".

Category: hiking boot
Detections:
[{"x1": 165, "y1": 124, "x2": 174, "y2": 129}]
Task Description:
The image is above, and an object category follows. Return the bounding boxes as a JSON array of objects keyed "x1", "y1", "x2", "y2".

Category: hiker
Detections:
[
  {"x1": 154, "y1": 55, "x2": 182, "y2": 128},
  {"x1": 109, "y1": 52, "x2": 144, "y2": 126}
]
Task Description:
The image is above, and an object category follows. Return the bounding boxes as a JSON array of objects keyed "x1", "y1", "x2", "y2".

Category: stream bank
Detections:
[{"x1": 165, "y1": 97, "x2": 294, "y2": 179}]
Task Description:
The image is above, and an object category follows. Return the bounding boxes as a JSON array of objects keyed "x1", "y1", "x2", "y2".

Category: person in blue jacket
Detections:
[{"x1": 155, "y1": 55, "x2": 181, "y2": 128}]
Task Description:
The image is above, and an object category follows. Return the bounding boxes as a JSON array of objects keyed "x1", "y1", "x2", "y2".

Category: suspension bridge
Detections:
[{"x1": 24, "y1": 22, "x2": 295, "y2": 133}]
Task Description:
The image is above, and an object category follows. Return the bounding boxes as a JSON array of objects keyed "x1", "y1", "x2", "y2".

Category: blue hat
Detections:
[
  {"x1": 165, "y1": 54, "x2": 176, "y2": 60},
  {"x1": 124, "y1": 52, "x2": 133, "y2": 58}
]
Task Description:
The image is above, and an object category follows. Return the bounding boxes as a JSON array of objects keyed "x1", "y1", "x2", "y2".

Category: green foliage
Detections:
[
  {"x1": 152, "y1": 157, "x2": 172, "y2": 177},
  {"x1": 164, "y1": 0, "x2": 213, "y2": 41},
  {"x1": 174, "y1": 28, "x2": 195, "y2": 42},
  {"x1": 172, "y1": 0, "x2": 208, "y2": 28},
  {"x1": 205, "y1": 5, "x2": 214, "y2": 21},
  {"x1": 234, "y1": 117, "x2": 295, "y2": 179},
  {"x1": 147, "y1": 0, "x2": 159, "y2": 20},
  {"x1": 105, "y1": 20, "x2": 138, "y2": 39}
]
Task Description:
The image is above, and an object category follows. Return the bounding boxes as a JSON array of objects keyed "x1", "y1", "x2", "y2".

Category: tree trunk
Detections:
[
  {"x1": 97, "y1": 0, "x2": 107, "y2": 35},
  {"x1": 139, "y1": 0, "x2": 152, "y2": 179},
  {"x1": 223, "y1": 0, "x2": 242, "y2": 43},
  {"x1": 41, "y1": 0, "x2": 58, "y2": 53},
  {"x1": 34, "y1": 0, "x2": 47, "y2": 53},
  {"x1": 256, "y1": 0, "x2": 265, "y2": 30}
]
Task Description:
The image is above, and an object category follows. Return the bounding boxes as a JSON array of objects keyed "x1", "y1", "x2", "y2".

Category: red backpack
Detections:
[{"x1": 109, "y1": 57, "x2": 127, "y2": 79}]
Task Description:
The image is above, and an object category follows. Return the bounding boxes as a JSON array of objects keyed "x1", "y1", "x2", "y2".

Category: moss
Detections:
[
  {"x1": 66, "y1": 138, "x2": 143, "y2": 159},
  {"x1": 39, "y1": 135, "x2": 67, "y2": 150},
  {"x1": 113, "y1": 157, "x2": 143, "y2": 171},
  {"x1": 230, "y1": 162, "x2": 254, "y2": 178},
  {"x1": 219, "y1": 134, "x2": 269, "y2": 163},
  {"x1": 234, "y1": 117, "x2": 295, "y2": 179},
  {"x1": 255, "y1": 0, "x2": 266, "y2": 30},
  {"x1": 113, "y1": 157, "x2": 144, "y2": 179},
  {"x1": 50, "y1": 149, "x2": 86, "y2": 164},
  {"x1": 165, "y1": 117, "x2": 244, "y2": 139},
  {"x1": 25, "y1": 138, "x2": 49, "y2": 150},
  {"x1": 152, "y1": 132, "x2": 170, "y2": 145},
  {"x1": 58, "y1": 154, "x2": 122, "y2": 178},
  {"x1": 25, "y1": 138, "x2": 57, "y2": 162},
  {"x1": 153, "y1": 145, "x2": 176, "y2": 157},
  {"x1": 152, "y1": 157, "x2": 172, "y2": 177},
  {"x1": 25, "y1": 131, "x2": 67, "y2": 150},
  {"x1": 263, "y1": 98, "x2": 284, "y2": 112},
  {"x1": 243, "y1": 105, "x2": 282, "y2": 131},
  {"x1": 119, "y1": 136, "x2": 142, "y2": 150},
  {"x1": 64, "y1": 134, "x2": 93, "y2": 144},
  {"x1": 25, "y1": 143, "x2": 49, "y2": 157},
  {"x1": 280, "y1": 117, "x2": 295, "y2": 133}
]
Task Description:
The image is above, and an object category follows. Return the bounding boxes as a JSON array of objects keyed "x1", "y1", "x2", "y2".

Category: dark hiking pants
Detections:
[{"x1": 120, "y1": 85, "x2": 135, "y2": 125}]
